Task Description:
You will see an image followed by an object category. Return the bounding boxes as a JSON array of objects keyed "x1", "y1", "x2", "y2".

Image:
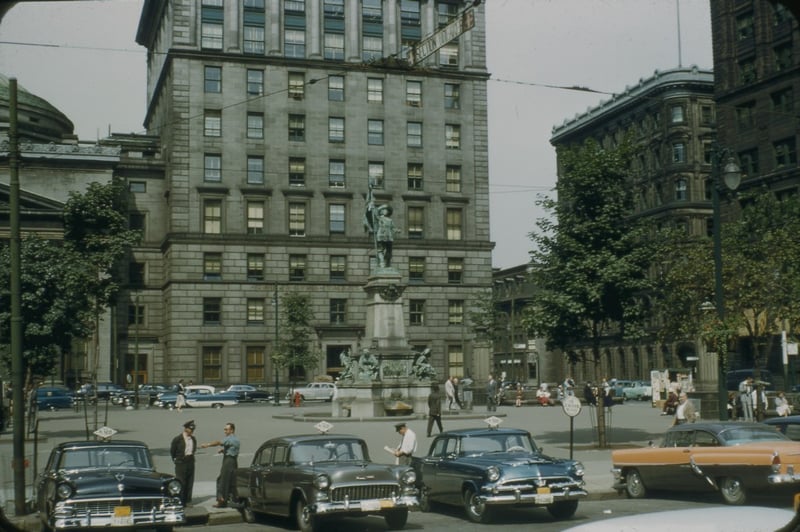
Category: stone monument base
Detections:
[{"x1": 333, "y1": 381, "x2": 433, "y2": 418}]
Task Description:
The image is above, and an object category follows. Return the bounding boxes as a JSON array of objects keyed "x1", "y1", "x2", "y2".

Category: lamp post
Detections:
[
  {"x1": 273, "y1": 285, "x2": 280, "y2": 406},
  {"x1": 134, "y1": 295, "x2": 140, "y2": 410},
  {"x1": 711, "y1": 148, "x2": 742, "y2": 421}
]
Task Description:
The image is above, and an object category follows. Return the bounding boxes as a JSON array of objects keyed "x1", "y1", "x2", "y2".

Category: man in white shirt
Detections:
[
  {"x1": 393, "y1": 423, "x2": 417, "y2": 466},
  {"x1": 674, "y1": 392, "x2": 696, "y2": 425}
]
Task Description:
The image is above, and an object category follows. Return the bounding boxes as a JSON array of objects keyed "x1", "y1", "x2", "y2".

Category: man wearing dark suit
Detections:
[{"x1": 170, "y1": 420, "x2": 197, "y2": 505}]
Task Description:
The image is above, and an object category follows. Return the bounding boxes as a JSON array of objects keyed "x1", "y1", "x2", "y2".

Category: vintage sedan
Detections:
[
  {"x1": 612, "y1": 421, "x2": 800, "y2": 505},
  {"x1": 235, "y1": 423, "x2": 418, "y2": 532},
  {"x1": 224, "y1": 384, "x2": 272, "y2": 403},
  {"x1": 763, "y1": 415, "x2": 800, "y2": 441},
  {"x1": 154, "y1": 385, "x2": 238, "y2": 409},
  {"x1": 411, "y1": 421, "x2": 587, "y2": 524},
  {"x1": 36, "y1": 439, "x2": 185, "y2": 531}
]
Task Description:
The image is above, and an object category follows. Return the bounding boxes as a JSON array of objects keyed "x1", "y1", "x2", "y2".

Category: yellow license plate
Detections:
[
  {"x1": 111, "y1": 506, "x2": 133, "y2": 526},
  {"x1": 537, "y1": 487, "x2": 551, "y2": 495},
  {"x1": 114, "y1": 506, "x2": 131, "y2": 517},
  {"x1": 379, "y1": 499, "x2": 395, "y2": 509}
]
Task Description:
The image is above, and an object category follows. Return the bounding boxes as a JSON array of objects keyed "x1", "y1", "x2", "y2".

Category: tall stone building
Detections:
[{"x1": 128, "y1": 0, "x2": 492, "y2": 388}]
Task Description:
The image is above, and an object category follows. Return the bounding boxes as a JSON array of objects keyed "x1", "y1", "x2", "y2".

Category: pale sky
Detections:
[{"x1": 0, "y1": 0, "x2": 713, "y2": 269}]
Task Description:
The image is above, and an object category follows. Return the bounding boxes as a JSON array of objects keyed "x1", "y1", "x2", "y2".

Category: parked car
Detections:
[
  {"x1": 224, "y1": 384, "x2": 272, "y2": 403},
  {"x1": 411, "y1": 422, "x2": 587, "y2": 523},
  {"x1": 36, "y1": 386, "x2": 74, "y2": 411},
  {"x1": 75, "y1": 382, "x2": 126, "y2": 404},
  {"x1": 113, "y1": 384, "x2": 172, "y2": 407},
  {"x1": 286, "y1": 382, "x2": 336, "y2": 402},
  {"x1": 235, "y1": 426, "x2": 419, "y2": 531},
  {"x1": 36, "y1": 439, "x2": 185, "y2": 530},
  {"x1": 154, "y1": 385, "x2": 238, "y2": 409},
  {"x1": 621, "y1": 381, "x2": 652, "y2": 401},
  {"x1": 612, "y1": 421, "x2": 800, "y2": 504},
  {"x1": 763, "y1": 415, "x2": 800, "y2": 440},
  {"x1": 609, "y1": 379, "x2": 637, "y2": 398}
]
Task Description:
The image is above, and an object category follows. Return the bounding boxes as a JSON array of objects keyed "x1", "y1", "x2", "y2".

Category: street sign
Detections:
[
  {"x1": 408, "y1": 9, "x2": 475, "y2": 66},
  {"x1": 562, "y1": 395, "x2": 581, "y2": 417}
]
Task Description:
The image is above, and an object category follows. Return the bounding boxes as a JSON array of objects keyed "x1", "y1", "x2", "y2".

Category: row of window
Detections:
[
  {"x1": 210, "y1": 67, "x2": 461, "y2": 110},
  {"x1": 129, "y1": 254, "x2": 466, "y2": 287},
  {"x1": 735, "y1": 87, "x2": 795, "y2": 131}
]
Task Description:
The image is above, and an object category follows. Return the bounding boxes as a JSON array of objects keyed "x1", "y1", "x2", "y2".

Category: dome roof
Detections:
[{"x1": 0, "y1": 73, "x2": 74, "y2": 142}]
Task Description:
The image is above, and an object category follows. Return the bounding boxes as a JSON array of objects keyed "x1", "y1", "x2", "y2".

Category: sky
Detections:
[{"x1": 0, "y1": 0, "x2": 714, "y2": 269}]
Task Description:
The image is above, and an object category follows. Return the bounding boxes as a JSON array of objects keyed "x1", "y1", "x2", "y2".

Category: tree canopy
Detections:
[{"x1": 273, "y1": 291, "x2": 321, "y2": 382}]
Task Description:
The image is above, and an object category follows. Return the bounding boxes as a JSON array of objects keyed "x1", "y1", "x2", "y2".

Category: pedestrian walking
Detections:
[
  {"x1": 426, "y1": 383, "x2": 443, "y2": 437},
  {"x1": 169, "y1": 420, "x2": 197, "y2": 505},
  {"x1": 461, "y1": 373, "x2": 474, "y2": 410},
  {"x1": 445, "y1": 376, "x2": 461, "y2": 410},
  {"x1": 673, "y1": 392, "x2": 696, "y2": 425},
  {"x1": 392, "y1": 422, "x2": 417, "y2": 466},
  {"x1": 486, "y1": 374, "x2": 498, "y2": 412},
  {"x1": 200, "y1": 422, "x2": 240, "y2": 508},
  {"x1": 175, "y1": 379, "x2": 186, "y2": 413}
]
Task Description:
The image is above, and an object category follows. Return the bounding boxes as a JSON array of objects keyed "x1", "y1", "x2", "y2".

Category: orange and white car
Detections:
[{"x1": 611, "y1": 421, "x2": 800, "y2": 505}]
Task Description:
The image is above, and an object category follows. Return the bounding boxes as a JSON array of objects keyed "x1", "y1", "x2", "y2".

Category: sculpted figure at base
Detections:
[
  {"x1": 357, "y1": 349, "x2": 380, "y2": 382},
  {"x1": 339, "y1": 349, "x2": 359, "y2": 382},
  {"x1": 411, "y1": 348, "x2": 436, "y2": 380}
]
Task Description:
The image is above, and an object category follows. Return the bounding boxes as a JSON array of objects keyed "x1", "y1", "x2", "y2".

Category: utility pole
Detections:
[{"x1": 273, "y1": 285, "x2": 280, "y2": 405}]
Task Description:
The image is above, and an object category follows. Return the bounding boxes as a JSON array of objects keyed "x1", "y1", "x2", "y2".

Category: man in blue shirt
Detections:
[{"x1": 201, "y1": 422, "x2": 240, "y2": 507}]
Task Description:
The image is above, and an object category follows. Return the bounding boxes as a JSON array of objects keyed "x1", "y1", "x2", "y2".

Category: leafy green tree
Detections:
[
  {"x1": 469, "y1": 288, "x2": 503, "y2": 342},
  {"x1": 273, "y1": 291, "x2": 321, "y2": 390},
  {"x1": 522, "y1": 139, "x2": 654, "y2": 447}
]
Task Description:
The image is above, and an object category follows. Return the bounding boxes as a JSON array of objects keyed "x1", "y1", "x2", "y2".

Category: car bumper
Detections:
[
  {"x1": 479, "y1": 482, "x2": 587, "y2": 506},
  {"x1": 312, "y1": 494, "x2": 419, "y2": 516},
  {"x1": 768, "y1": 471, "x2": 800, "y2": 485},
  {"x1": 51, "y1": 499, "x2": 185, "y2": 530}
]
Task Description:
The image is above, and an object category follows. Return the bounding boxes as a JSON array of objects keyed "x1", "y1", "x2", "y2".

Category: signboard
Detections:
[
  {"x1": 408, "y1": 9, "x2": 475, "y2": 65},
  {"x1": 562, "y1": 395, "x2": 581, "y2": 417}
]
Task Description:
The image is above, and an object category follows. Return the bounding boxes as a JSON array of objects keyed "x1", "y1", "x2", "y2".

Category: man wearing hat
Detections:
[
  {"x1": 170, "y1": 420, "x2": 197, "y2": 505},
  {"x1": 393, "y1": 422, "x2": 417, "y2": 466},
  {"x1": 374, "y1": 204, "x2": 398, "y2": 268}
]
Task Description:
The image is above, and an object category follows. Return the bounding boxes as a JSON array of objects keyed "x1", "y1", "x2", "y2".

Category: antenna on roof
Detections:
[{"x1": 676, "y1": 0, "x2": 683, "y2": 68}]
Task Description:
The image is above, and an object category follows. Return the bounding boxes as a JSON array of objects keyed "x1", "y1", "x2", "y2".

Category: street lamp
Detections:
[
  {"x1": 711, "y1": 149, "x2": 741, "y2": 421},
  {"x1": 273, "y1": 285, "x2": 280, "y2": 406}
]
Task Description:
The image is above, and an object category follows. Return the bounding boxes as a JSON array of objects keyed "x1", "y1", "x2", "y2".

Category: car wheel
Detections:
[
  {"x1": 463, "y1": 486, "x2": 491, "y2": 524},
  {"x1": 295, "y1": 497, "x2": 318, "y2": 532},
  {"x1": 213, "y1": 403, "x2": 223, "y2": 409},
  {"x1": 547, "y1": 500, "x2": 578, "y2": 520},
  {"x1": 720, "y1": 477, "x2": 747, "y2": 505},
  {"x1": 418, "y1": 485, "x2": 431, "y2": 512},
  {"x1": 384, "y1": 508, "x2": 408, "y2": 530},
  {"x1": 625, "y1": 469, "x2": 647, "y2": 499},
  {"x1": 241, "y1": 498, "x2": 256, "y2": 524}
]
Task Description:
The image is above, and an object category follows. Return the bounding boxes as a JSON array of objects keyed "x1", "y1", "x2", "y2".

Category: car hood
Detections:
[
  {"x1": 303, "y1": 461, "x2": 403, "y2": 483},
  {"x1": 59, "y1": 469, "x2": 174, "y2": 498},
  {"x1": 460, "y1": 452, "x2": 578, "y2": 475}
]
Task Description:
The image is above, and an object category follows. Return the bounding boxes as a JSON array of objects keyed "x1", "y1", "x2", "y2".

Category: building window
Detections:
[
  {"x1": 448, "y1": 344, "x2": 464, "y2": 379},
  {"x1": 247, "y1": 298, "x2": 265, "y2": 324},
  {"x1": 445, "y1": 124, "x2": 460, "y2": 149},
  {"x1": 247, "y1": 253, "x2": 264, "y2": 281},
  {"x1": 409, "y1": 299, "x2": 425, "y2": 326},
  {"x1": 203, "y1": 199, "x2": 222, "y2": 234},
  {"x1": 204, "y1": 66, "x2": 222, "y2": 93},
  {"x1": 772, "y1": 87, "x2": 794, "y2": 113},
  {"x1": 329, "y1": 299, "x2": 346, "y2": 324},
  {"x1": 444, "y1": 83, "x2": 460, "y2": 109},
  {"x1": 738, "y1": 148, "x2": 759, "y2": 177},
  {"x1": 203, "y1": 298, "x2": 222, "y2": 325},
  {"x1": 329, "y1": 117, "x2": 345, "y2": 143},
  {"x1": 329, "y1": 204, "x2": 345, "y2": 234},
  {"x1": 288, "y1": 72, "x2": 305, "y2": 99},
  {"x1": 363, "y1": 0, "x2": 381, "y2": 19},
  {"x1": 324, "y1": 32, "x2": 344, "y2": 60},
  {"x1": 201, "y1": 0, "x2": 224, "y2": 50},
  {"x1": 362, "y1": 35, "x2": 383, "y2": 61},
  {"x1": 738, "y1": 58, "x2": 756, "y2": 85},
  {"x1": 671, "y1": 142, "x2": 686, "y2": 163},
  {"x1": 438, "y1": 1, "x2": 458, "y2": 25},
  {"x1": 329, "y1": 159, "x2": 345, "y2": 188},
  {"x1": 674, "y1": 179, "x2": 687, "y2": 201},
  {"x1": 446, "y1": 165, "x2": 461, "y2": 193},
  {"x1": 247, "y1": 69, "x2": 264, "y2": 96},
  {"x1": 700, "y1": 105, "x2": 713, "y2": 125},
  {"x1": 328, "y1": 75, "x2": 344, "y2": 101},
  {"x1": 324, "y1": 0, "x2": 344, "y2": 17},
  {"x1": 407, "y1": 163, "x2": 423, "y2": 190},
  {"x1": 736, "y1": 12, "x2": 754, "y2": 40},
  {"x1": 129, "y1": 181, "x2": 146, "y2": 193},
  {"x1": 774, "y1": 137, "x2": 797, "y2": 167},
  {"x1": 448, "y1": 300, "x2": 463, "y2": 325},
  {"x1": 247, "y1": 113, "x2": 264, "y2": 139},
  {"x1": 289, "y1": 202, "x2": 306, "y2": 236},
  {"x1": 289, "y1": 157, "x2": 305, "y2": 186},
  {"x1": 446, "y1": 208, "x2": 462, "y2": 240},
  {"x1": 285, "y1": 28, "x2": 306, "y2": 58},
  {"x1": 406, "y1": 80, "x2": 422, "y2": 107},
  {"x1": 439, "y1": 42, "x2": 458, "y2": 67},
  {"x1": 128, "y1": 304, "x2": 145, "y2": 326},
  {"x1": 245, "y1": 346, "x2": 265, "y2": 382},
  {"x1": 774, "y1": 42, "x2": 793, "y2": 72},
  {"x1": 129, "y1": 261, "x2": 145, "y2": 287},
  {"x1": 367, "y1": 78, "x2": 383, "y2": 103},
  {"x1": 406, "y1": 122, "x2": 422, "y2": 148},
  {"x1": 289, "y1": 114, "x2": 305, "y2": 141},
  {"x1": 203, "y1": 252, "x2": 222, "y2": 280},
  {"x1": 285, "y1": 0, "x2": 305, "y2": 12},
  {"x1": 243, "y1": 0, "x2": 266, "y2": 54},
  {"x1": 247, "y1": 201, "x2": 264, "y2": 234},
  {"x1": 670, "y1": 105, "x2": 684, "y2": 123},
  {"x1": 330, "y1": 255, "x2": 346, "y2": 281},
  {"x1": 408, "y1": 206, "x2": 424, "y2": 238},
  {"x1": 409, "y1": 256, "x2": 425, "y2": 282},
  {"x1": 703, "y1": 141, "x2": 714, "y2": 164},
  {"x1": 774, "y1": 3, "x2": 792, "y2": 25},
  {"x1": 204, "y1": 154, "x2": 221, "y2": 182},
  {"x1": 247, "y1": 156, "x2": 264, "y2": 184},
  {"x1": 204, "y1": 110, "x2": 222, "y2": 136},
  {"x1": 289, "y1": 254, "x2": 306, "y2": 281},
  {"x1": 202, "y1": 346, "x2": 222, "y2": 381},
  {"x1": 448, "y1": 257, "x2": 463, "y2": 284},
  {"x1": 368, "y1": 162, "x2": 384, "y2": 189},
  {"x1": 129, "y1": 212, "x2": 145, "y2": 232},
  {"x1": 368, "y1": 119, "x2": 384, "y2": 145},
  {"x1": 736, "y1": 101, "x2": 755, "y2": 130}
]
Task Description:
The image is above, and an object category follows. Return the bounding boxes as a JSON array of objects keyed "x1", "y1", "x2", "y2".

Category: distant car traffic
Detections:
[
  {"x1": 286, "y1": 382, "x2": 336, "y2": 402},
  {"x1": 224, "y1": 384, "x2": 272, "y2": 403},
  {"x1": 154, "y1": 385, "x2": 238, "y2": 409},
  {"x1": 36, "y1": 439, "x2": 185, "y2": 530},
  {"x1": 612, "y1": 421, "x2": 800, "y2": 504},
  {"x1": 621, "y1": 381, "x2": 652, "y2": 401},
  {"x1": 36, "y1": 386, "x2": 74, "y2": 411},
  {"x1": 75, "y1": 382, "x2": 126, "y2": 404}
]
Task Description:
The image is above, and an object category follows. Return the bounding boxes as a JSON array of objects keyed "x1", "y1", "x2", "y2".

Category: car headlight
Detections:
[
  {"x1": 572, "y1": 461, "x2": 585, "y2": 477},
  {"x1": 313, "y1": 474, "x2": 330, "y2": 490},
  {"x1": 56, "y1": 483, "x2": 72, "y2": 500},
  {"x1": 167, "y1": 479, "x2": 182, "y2": 496},
  {"x1": 487, "y1": 466, "x2": 500, "y2": 482},
  {"x1": 401, "y1": 470, "x2": 416, "y2": 486}
]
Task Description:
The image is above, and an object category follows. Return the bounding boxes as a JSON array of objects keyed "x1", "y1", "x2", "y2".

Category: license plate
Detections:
[
  {"x1": 361, "y1": 499, "x2": 381, "y2": 511},
  {"x1": 379, "y1": 499, "x2": 395, "y2": 509},
  {"x1": 111, "y1": 506, "x2": 133, "y2": 526},
  {"x1": 536, "y1": 487, "x2": 553, "y2": 504}
]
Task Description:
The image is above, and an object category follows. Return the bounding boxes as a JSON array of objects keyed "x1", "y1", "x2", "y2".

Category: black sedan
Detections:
[
  {"x1": 763, "y1": 415, "x2": 800, "y2": 440},
  {"x1": 224, "y1": 384, "x2": 273, "y2": 403},
  {"x1": 411, "y1": 422, "x2": 587, "y2": 524},
  {"x1": 235, "y1": 425, "x2": 419, "y2": 531},
  {"x1": 36, "y1": 439, "x2": 185, "y2": 531}
]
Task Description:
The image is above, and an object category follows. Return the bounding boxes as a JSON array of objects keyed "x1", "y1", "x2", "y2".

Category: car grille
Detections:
[
  {"x1": 70, "y1": 497, "x2": 165, "y2": 516},
  {"x1": 330, "y1": 483, "x2": 398, "y2": 502},
  {"x1": 499, "y1": 476, "x2": 579, "y2": 493}
]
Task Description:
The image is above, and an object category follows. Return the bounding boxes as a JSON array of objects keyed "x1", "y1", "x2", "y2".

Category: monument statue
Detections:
[
  {"x1": 364, "y1": 180, "x2": 400, "y2": 268},
  {"x1": 411, "y1": 348, "x2": 436, "y2": 380},
  {"x1": 339, "y1": 349, "x2": 359, "y2": 382},
  {"x1": 357, "y1": 348, "x2": 380, "y2": 382}
]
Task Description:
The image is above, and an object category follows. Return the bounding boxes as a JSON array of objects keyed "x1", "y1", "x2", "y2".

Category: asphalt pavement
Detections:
[{"x1": 2, "y1": 398, "x2": 677, "y2": 530}]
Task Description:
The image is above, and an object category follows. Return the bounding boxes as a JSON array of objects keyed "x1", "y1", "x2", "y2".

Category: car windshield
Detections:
[
  {"x1": 290, "y1": 440, "x2": 366, "y2": 464},
  {"x1": 460, "y1": 433, "x2": 536, "y2": 455},
  {"x1": 58, "y1": 446, "x2": 152, "y2": 471},
  {"x1": 718, "y1": 426, "x2": 790, "y2": 445}
]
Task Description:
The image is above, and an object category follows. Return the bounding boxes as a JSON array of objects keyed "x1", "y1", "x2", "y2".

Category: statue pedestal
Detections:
[{"x1": 334, "y1": 381, "x2": 432, "y2": 418}]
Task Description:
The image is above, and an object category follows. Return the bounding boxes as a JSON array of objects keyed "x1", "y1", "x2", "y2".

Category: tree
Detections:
[
  {"x1": 522, "y1": 139, "x2": 654, "y2": 447},
  {"x1": 272, "y1": 291, "x2": 321, "y2": 389},
  {"x1": 469, "y1": 288, "x2": 503, "y2": 343}
]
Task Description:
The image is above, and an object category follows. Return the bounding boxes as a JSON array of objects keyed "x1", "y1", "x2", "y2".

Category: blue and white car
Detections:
[{"x1": 154, "y1": 385, "x2": 238, "y2": 409}]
